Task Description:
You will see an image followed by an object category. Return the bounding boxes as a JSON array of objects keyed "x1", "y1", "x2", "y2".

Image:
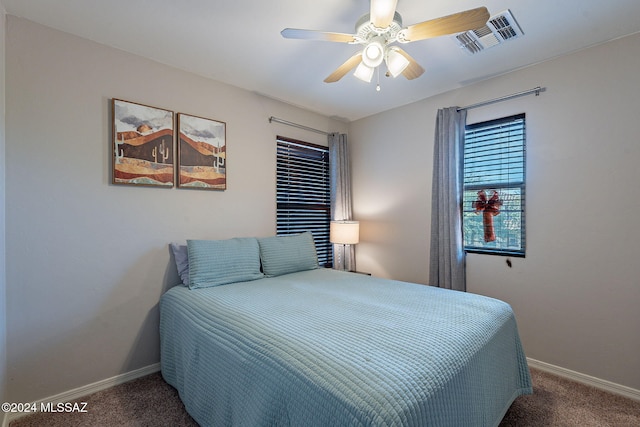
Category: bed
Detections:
[{"x1": 160, "y1": 234, "x2": 532, "y2": 426}]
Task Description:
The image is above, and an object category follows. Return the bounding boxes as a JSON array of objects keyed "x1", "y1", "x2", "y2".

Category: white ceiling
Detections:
[{"x1": 4, "y1": 0, "x2": 640, "y2": 121}]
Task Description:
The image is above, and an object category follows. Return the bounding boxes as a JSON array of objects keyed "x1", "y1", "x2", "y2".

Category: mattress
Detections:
[{"x1": 160, "y1": 268, "x2": 532, "y2": 426}]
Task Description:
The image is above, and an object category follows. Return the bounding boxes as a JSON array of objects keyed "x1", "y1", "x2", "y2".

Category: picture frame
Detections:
[
  {"x1": 112, "y1": 99, "x2": 175, "y2": 187},
  {"x1": 177, "y1": 113, "x2": 227, "y2": 190}
]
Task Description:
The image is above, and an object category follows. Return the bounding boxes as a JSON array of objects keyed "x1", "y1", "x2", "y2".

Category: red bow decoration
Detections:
[{"x1": 472, "y1": 190, "x2": 502, "y2": 242}]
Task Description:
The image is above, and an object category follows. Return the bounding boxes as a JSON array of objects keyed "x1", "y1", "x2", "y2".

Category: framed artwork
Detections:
[
  {"x1": 112, "y1": 99, "x2": 174, "y2": 187},
  {"x1": 177, "y1": 113, "x2": 227, "y2": 190}
]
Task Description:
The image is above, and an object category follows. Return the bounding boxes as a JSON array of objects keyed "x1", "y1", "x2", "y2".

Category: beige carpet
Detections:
[
  {"x1": 10, "y1": 367, "x2": 640, "y2": 426},
  {"x1": 500, "y1": 369, "x2": 640, "y2": 426}
]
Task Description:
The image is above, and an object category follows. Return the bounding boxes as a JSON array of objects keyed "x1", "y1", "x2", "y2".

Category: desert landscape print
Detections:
[
  {"x1": 178, "y1": 113, "x2": 226, "y2": 190},
  {"x1": 112, "y1": 99, "x2": 174, "y2": 187}
]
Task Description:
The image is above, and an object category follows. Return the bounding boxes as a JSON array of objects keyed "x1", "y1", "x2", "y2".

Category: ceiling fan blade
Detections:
[
  {"x1": 370, "y1": 0, "x2": 398, "y2": 28},
  {"x1": 281, "y1": 28, "x2": 356, "y2": 43},
  {"x1": 400, "y1": 7, "x2": 489, "y2": 42},
  {"x1": 324, "y1": 53, "x2": 363, "y2": 83},
  {"x1": 394, "y1": 48, "x2": 425, "y2": 80}
]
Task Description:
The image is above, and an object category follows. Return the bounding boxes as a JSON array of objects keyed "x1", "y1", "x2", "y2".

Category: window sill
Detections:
[{"x1": 465, "y1": 248, "x2": 525, "y2": 257}]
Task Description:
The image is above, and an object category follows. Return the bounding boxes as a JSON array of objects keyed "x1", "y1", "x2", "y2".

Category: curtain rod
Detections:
[
  {"x1": 457, "y1": 86, "x2": 545, "y2": 111},
  {"x1": 268, "y1": 116, "x2": 329, "y2": 136}
]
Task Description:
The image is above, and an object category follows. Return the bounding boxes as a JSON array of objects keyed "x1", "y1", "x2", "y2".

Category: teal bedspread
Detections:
[{"x1": 160, "y1": 269, "x2": 532, "y2": 426}]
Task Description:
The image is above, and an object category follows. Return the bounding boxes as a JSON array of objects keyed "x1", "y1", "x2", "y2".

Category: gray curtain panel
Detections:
[
  {"x1": 329, "y1": 133, "x2": 356, "y2": 271},
  {"x1": 429, "y1": 107, "x2": 467, "y2": 291}
]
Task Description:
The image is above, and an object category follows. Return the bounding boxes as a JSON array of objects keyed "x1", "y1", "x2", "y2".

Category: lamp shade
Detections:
[
  {"x1": 353, "y1": 62, "x2": 374, "y2": 82},
  {"x1": 385, "y1": 48, "x2": 410, "y2": 78},
  {"x1": 330, "y1": 221, "x2": 360, "y2": 245},
  {"x1": 361, "y1": 39, "x2": 385, "y2": 68}
]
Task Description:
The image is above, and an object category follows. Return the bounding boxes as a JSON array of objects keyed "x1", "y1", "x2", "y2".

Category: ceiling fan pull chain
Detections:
[{"x1": 376, "y1": 67, "x2": 381, "y2": 92}]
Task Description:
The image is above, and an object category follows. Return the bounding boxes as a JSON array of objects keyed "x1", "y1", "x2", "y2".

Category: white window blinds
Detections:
[{"x1": 463, "y1": 114, "x2": 526, "y2": 256}]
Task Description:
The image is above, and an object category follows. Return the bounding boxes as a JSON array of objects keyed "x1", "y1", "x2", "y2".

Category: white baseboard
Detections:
[
  {"x1": 527, "y1": 358, "x2": 640, "y2": 402},
  {"x1": 2, "y1": 363, "x2": 160, "y2": 427}
]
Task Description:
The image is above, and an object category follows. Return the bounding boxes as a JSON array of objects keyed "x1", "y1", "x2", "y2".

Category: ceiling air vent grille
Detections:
[{"x1": 454, "y1": 9, "x2": 523, "y2": 55}]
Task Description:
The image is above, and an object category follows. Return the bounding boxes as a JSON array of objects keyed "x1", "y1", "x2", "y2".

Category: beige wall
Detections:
[
  {"x1": 350, "y1": 33, "x2": 640, "y2": 391},
  {"x1": 4, "y1": 16, "x2": 346, "y2": 402}
]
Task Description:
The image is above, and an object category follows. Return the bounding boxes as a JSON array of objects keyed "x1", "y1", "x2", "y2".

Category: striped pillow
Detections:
[
  {"x1": 258, "y1": 232, "x2": 319, "y2": 277},
  {"x1": 187, "y1": 238, "x2": 263, "y2": 289}
]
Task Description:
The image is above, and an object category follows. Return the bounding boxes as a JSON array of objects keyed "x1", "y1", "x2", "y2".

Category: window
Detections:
[
  {"x1": 276, "y1": 137, "x2": 332, "y2": 267},
  {"x1": 463, "y1": 114, "x2": 526, "y2": 256}
]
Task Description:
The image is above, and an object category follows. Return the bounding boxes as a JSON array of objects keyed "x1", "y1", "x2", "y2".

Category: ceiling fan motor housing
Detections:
[{"x1": 355, "y1": 12, "x2": 403, "y2": 44}]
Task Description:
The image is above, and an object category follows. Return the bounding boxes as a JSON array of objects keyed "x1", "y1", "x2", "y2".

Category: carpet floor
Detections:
[{"x1": 9, "y1": 367, "x2": 640, "y2": 426}]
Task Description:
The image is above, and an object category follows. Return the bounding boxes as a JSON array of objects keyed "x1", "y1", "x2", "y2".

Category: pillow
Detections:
[
  {"x1": 187, "y1": 238, "x2": 263, "y2": 289},
  {"x1": 258, "y1": 232, "x2": 319, "y2": 277},
  {"x1": 169, "y1": 243, "x2": 190, "y2": 286}
]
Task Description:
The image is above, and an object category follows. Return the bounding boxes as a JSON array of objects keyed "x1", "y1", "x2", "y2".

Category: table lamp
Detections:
[{"x1": 330, "y1": 220, "x2": 359, "y2": 271}]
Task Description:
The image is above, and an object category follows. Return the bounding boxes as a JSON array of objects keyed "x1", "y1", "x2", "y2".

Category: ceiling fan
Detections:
[{"x1": 281, "y1": 0, "x2": 489, "y2": 87}]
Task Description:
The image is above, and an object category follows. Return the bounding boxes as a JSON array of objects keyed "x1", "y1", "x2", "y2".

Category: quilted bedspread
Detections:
[{"x1": 160, "y1": 269, "x2": 532, "y2": 427}]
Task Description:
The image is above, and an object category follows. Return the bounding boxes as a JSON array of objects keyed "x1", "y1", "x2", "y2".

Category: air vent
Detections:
[{"x1": 454, "y1": 9, "x2": 523, "y2": 55}]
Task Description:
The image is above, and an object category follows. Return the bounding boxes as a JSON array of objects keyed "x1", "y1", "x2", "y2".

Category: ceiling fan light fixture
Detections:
[
  {"x1": 353, "y1": 62, "x2": 374, "y2": 82},
  {"x1": 385, "y1": 48, "x2": 410, "y2": 77},
  {"x1": 361, "y1": 39, "x2": 385, "y2": 68}
]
